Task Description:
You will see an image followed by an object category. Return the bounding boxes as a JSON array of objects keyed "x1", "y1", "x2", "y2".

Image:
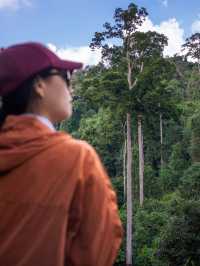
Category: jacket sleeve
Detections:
[{"x1": 66, "y1": 144, "x2": 123, "y2": 266}]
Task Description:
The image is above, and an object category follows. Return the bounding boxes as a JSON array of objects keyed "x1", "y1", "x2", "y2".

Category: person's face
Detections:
[{"x1": 34, "y1": 69, "x2": 73, "y2": 123}]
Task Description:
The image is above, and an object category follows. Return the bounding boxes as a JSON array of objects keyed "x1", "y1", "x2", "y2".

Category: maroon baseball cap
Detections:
[{"x1": 0, "y1": 42, "x2": 83, "y2": 96}]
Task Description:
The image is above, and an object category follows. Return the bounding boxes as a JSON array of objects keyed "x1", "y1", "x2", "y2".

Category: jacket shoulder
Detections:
[{"x1": 52, "y1": 132, "x2": 97, "y2": 161}]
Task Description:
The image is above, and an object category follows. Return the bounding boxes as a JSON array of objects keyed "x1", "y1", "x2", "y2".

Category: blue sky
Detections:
[{"x1": 1, "y1": 0, "x2": 200, "y2": 65}]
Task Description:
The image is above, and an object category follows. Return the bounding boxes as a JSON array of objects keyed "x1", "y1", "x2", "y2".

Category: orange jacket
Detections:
[{"x1": 0, "y1": 115, "x2": 123, "y2": 266}]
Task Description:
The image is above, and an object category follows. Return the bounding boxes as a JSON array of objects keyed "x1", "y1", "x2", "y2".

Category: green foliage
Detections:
[
  {"x1": 186, "y1": 70, "x2": 200, "y2": 100},
  {"x1": 144, "y1": 164, "x2": 161, "y2": 199},
  {"x1": 60, "y1": 98, "x2": 92, "y2": 137},
  {"x1": 179, "y1": 163, "x2": 200, "y2": 200},
  {"x1": 60, "y1": 53, "x2": 200, "y2": 266},
  {"x1": 115, "y1": 204, "x2": 126, "y2": 265},
  {"x1": 78, "y1": 107, "x2": 124, "y2": 176},
  {"x1": 160, "y1": 142, "x2": 191, "y2": 193},
  {"x1": 133, "y1": 194, "x2": 181, "y2": 266},
  {"x1": 182, "y1": 33, "x2": 200, "y2": 63},
  {"x1": 129, "y1": 57, "x2": 177, "y2": 116},
  {"x1": 59, "y1": 3, "x2": 200, "y2": 265},
  {"x1": 191, "y1": 112, "x2": 200, "y2": 162},
  {"x1": 111, "y1": 176, "x2": 125, "y2": 207},
  {"x1": 156, "y1": 164, "x2": 200, "y2": 265},
  {"x1": 157, "y1": 200, "x2": 200, "y2": 265}
]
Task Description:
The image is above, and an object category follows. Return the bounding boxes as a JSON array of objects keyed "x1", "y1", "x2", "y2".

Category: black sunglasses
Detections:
[{"x1": 38, "y1": 69, "x2": 71, "y2": 87}]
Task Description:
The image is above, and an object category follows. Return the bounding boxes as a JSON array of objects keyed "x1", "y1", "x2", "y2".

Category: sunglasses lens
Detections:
[
  {"x1": 38, "y1": 69, "x2": 71, "y2": 87},
  {"x1": 59, "y1": 71, "x2": 70, "y2": 86}
]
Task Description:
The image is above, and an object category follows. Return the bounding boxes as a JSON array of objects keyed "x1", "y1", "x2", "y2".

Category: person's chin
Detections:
[
  {"x1": 67, "y1": 110, "x2": 72, "y2": 120},
  {"x1": 63, "y1": 109, "x2": 72, "y2": 120},
  {"x1": 54, "y1": 110, "x2": 72, "y2": 123}
]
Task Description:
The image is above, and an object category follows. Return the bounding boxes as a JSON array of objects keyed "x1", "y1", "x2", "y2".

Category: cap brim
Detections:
[{"x1": 59, "y1": 59, "x2": 83, "y2": 72}]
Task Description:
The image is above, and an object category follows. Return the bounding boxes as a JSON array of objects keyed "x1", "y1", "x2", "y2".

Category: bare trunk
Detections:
[
  {"x1": 132, "y1": 61, "x2": 144, "y2": 88},
  {"x1": 126, "y1": 49, "x2": 133, "y2": 265},
  {"x1": 126, "y1": 113, "x2": 133, "y2": 266},
  {"x1": 127, "y1": 51, "x2": 132, "y2": 89},
  {"x1": 160, "y1": 112, "x2": 164, "y2": 167},
  {"x1": 138, "y1": 114, "x2": 144, "y2": 207},
  {"x1": 123, "y1": 136, "x2": 127, "y2": 202}
]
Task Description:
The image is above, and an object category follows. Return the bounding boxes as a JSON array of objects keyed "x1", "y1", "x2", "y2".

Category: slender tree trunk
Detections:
[
  {"x1": 123, "y1": 135, "x2": 127, "y2": 202},
  {"x1": 138, "y1": 114, "x2": 144, "y2": 207},
  {"x1": 160, "y1": 112, "x2": 164, "y2": 167},
  {"x1": 159, "y1": 103, "x2": 164, "y2": 167},
  {"x1": 126, "y1": 112, "x2": 133, "y2": 266}
]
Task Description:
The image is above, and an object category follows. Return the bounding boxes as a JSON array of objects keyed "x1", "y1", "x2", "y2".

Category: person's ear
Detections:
[{"x1": 33, "y1": 77, "x2": 46, "y2": 98}]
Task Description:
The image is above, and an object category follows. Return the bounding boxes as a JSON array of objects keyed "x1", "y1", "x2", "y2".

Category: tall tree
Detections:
[
  {"x1": 90, "y1": 2, "x2": 170, "y2": 263},
  {"x1": 191, "y1": 111, "x2": 200, "y2": 163},
  {"x1": 90, "y1": 4, "x2": 148, "y2": 265},
  {"x1": 182, "y1": 33, "x2": 200, "y2": 73},
  {"x1": 129, "y1": 31, "x2": 168, "y2": 206}
]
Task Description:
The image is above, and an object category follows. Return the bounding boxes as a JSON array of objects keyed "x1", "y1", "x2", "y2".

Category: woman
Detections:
[{"x1": 0, "y1": 42, "x2": 123, "y2": 266}]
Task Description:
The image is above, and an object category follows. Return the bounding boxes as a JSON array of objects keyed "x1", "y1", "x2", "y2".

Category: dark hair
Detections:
[
  {"x1": 0, "y1": 80, "x2": 34, "y2": 128},
  {"x1": 0, "y1": 68, "x2": 54, "y2": 128}
]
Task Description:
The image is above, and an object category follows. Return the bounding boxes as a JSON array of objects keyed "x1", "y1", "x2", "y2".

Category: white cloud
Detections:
[
  {"x1": 47, "y1": 43, "x2": 102, "y2": 67},
  {"x1": 191, "y1": 19, "x2": 200, "y2": 34},
  {"x1": 161, "y1": 0, "x2": 168, "y2": 7},
  {"x1": 139, "y1": 17, "x2": 185, "y2": 57},
  {"x1": 47, "y1": 17, "x2": 185, "y2": 67},
  {"x1": 0, "y1": 0, "x2": 31, "y2": 9}
]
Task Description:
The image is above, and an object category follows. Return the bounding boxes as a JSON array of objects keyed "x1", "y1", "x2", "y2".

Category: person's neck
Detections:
[
  {"x1": 26, "y1": 104, "x2": 54, "y2": 124},
  {"x1": 22, "y1": 113, "x2": 56, "y2": 131}
]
